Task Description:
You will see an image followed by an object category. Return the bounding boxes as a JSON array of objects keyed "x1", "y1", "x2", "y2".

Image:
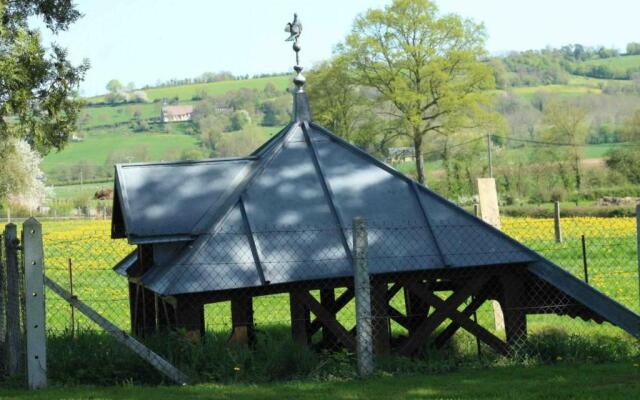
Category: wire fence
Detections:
[{"x1": 1, "y1": 216, "x2": 639, "y2": 384}]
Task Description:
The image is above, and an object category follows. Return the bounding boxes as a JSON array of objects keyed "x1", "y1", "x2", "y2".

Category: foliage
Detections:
[
  {"x1": 230, "y1": 109, "x2": 252, "y2": 131},
  {"x1": 0, "y1": 0, "x2": 88, "y2": 158},
  {"x1": 0, "y1": 139, "x2": 50, "y2": 211},
  {"x1": 338, "y1": 0, "x2": 497, "y2": 184},
  {"x1": 627, "y1": 42, "x2": 640, "y2": 55},
  {"x1": 606, "y1": 147, "x2": 640, "y2": 184}
]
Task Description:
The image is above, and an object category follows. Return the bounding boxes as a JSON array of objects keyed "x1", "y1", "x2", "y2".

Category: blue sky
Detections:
[{"x1": 38, "y1": 0, "x2": 640, "y2": 97}]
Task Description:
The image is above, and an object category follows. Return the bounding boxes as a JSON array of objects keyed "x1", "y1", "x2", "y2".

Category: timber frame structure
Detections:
[{"x1": 110, "y1": 35, "x2": 640, "y2": 356}]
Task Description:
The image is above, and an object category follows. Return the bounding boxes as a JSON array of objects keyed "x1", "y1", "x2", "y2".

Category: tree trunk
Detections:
[
  {"x1": 573, "y1": 151, "x2": 582, "y2": 191},
  {"x1": 414, "y1": 134, "x2": 426, "y2": 185}
]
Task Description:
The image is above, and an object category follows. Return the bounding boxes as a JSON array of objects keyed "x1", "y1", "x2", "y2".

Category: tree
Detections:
[
  {"x1": 627, "y1": 42, "x2": 640, "y2": 55},
  {"x1": 230, "y1": 110, "x2": 251, "y2": 131},
  {"x1": 543, "y1": 100, "x2": 588, "y2": 191},
  {"x1": 622, "y1": 109, "x2": 640, "y2": 142},
  {"x1": 338, "y1": 0, "x2": 496, "y2": 184},
  {"x1": 260, "y1": 97, "x2": 290, "y2": 126},
  {"x1": 1, "y1": 140, "x2": 50, "y2": 214},
  {"x1": 0, "y1": 0, "x2": 87, "y2": 154},
  {"x1": 106, "y1": 79, "x2": 124, "y2": 93}
]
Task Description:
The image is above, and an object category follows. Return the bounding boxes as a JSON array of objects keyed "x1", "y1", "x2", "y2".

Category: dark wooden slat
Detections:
[
  {"x1": 309, "y1": 287, "x2": 354, "y2": 335},
  {"x1": 399, "y1": 276, "x2": 490, "y2": 356},
  {"x1": 501, "y1": 273, "x2": 528, "y2": 349},
  {"x1": 388, "y1": 305, "x2": 411, "y2": 330},
  {"x1": 372, "y1": 281, "x2": 391, "y2": 354},
  {"x1": 420, "y1": 289, "x2": 509, "y2": 356},
  {"x1": 290, "y1": 291, "x2": 310, "y2": 345},
  {"x1": 320, "y1": 289, "x2": 339, "y2": 348},
  {"x1": 434, "y1": 287, "x2": 491, "y2": 348},
  {"x1": 298, "y1": 291, "x2": 356, "y2": 351}
]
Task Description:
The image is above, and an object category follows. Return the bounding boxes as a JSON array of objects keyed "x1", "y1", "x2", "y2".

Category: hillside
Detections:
[{"x1": 43, "y1": 75, "x2": 292, "y2": 187}]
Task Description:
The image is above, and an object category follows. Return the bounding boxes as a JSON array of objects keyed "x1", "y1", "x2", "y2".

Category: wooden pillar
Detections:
[
  {"x1": 501, "y1": 273, "x2": 527, "y2": 351},
  {"x1": 129, "y1": 244, "x2": 158, "y2": 336},
  {"x1": 157, "y1": 296, "x2": 175, "y2": 331},
  {"x1": 320, "y1": 288, "x2": 339, "y2": 349},
  {"x1": 290, "y1": 290, "x2": 310, "y2": 345},
  {"x1": 229, "y1": 296, "x2": 255, "y2": 345},
  {"x1": 371, "y1": 280, "x2": 390, "y2": 355},
  {"x1": 175, "y1": 296, "x2": 204, "y2": 341},
  {"x1": 404, "y1": 282, "x2": 430, "y2": 336}
]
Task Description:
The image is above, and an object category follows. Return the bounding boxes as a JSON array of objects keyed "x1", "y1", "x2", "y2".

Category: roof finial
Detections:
[{"x1": 285, "y1": 13, "x2": 305, "y2": 93}]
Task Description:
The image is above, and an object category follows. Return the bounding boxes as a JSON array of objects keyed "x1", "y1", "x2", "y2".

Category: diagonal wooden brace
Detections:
[
  {"x1": 298, "y1": 291, "x2": 356, "y2": 351},
  {"x1": 399, "y1": 275, "x2": 491, "y2": 356}
]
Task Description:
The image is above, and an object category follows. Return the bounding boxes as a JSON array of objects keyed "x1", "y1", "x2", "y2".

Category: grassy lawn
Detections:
[
  {"x1": 1, "y1": 362, "x2": 638, "y2": 400},
  {"x1": 581, "y1": 54, "x2": 640, "y2": 69}
]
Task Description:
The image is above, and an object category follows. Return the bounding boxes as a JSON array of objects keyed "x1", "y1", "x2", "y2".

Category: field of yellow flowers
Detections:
[{"x1": 33, "y1": 217, "x2": 640, "y2": 334}]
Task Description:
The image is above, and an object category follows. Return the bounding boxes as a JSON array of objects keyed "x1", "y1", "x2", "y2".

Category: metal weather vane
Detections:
[{"x1": 285, "y1": 13, "x2": 305, "y2": 92}]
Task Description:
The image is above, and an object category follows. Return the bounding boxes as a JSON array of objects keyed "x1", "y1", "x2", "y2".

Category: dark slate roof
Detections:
[{"x1": 110, "y1": 90, "x2": 640, "y2": 340}]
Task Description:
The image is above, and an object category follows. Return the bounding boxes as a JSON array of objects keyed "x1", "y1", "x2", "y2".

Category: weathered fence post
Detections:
[
  {"x1": 353, "y1": 217, "x2": 373, "y2": 377},
  {"x1": 581, "y1": 235, "x2": 589, "y2": 284},
  {"x1": 22, "y1": 218, "x2": 47, "y2": 389},
  {"x1": 554, "y1": 201, "x2": 562, "y2": 243},
  {"x1": 636, "y1": 204, "x2": 639, "y2": 309},
  {"x1": 0, "y1": 226, "x2": 6, "y2": 354},
  {"x1": 3, "y1": 223, "x2": 21, "y2": 377}
]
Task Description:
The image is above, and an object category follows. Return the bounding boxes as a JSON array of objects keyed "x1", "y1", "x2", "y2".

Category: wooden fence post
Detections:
[
  {"x1": 4, "y1": 223, "x2": 21, "y2": 378},
  {"x1": 554, "y1": 201, "x2": 562, "y2": 243},
  {"x1": 22, "y1": 218, "x2": 47, "y2": 389},
  {"x1": 0, "y1": 226, "x2": 5, "y2": 354},
  {"x1": 353, "y1": 217, "x2": 373, "y2": 377},
  {"x1": 636, "y1": 204, "x2": 639, "y2": 309}
]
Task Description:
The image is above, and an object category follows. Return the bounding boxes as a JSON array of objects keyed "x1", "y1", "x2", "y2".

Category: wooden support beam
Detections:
[
  {"x1": 388, "y1": 305, "x2": 411, "y2": 330},
  {"x1": 290, "y1": 290, "x2": 310, "y2": 346},
  {"x1": 229, "y1": 296, "x2": 255, "y2": 346},
  {"x1": 298, "y1": 291, "x2": 356, "y2": 351},
  {"x1": 308, "y1": 287, "x2": 354, "y2": 335},
  {"x1": 434, "y1": 287, "x2": 491, "y2": 349},
  {"x1": 174, "y1": 297, "x2": 204, "y2": 341},
  {"x1": 399, "y1": 276, "x2": 490, "y2": 356},
  {"x1": 320, "y1": 288, "x2": 339, "y2": 349},
  {"x1": 371, "y1": 281, "x2": 391, "y2": 355},
  {"x1": 404, "y1": 282, "x2": 430, "y2": 335},
  {"x1": 414, "y1": 283, "x2": 509, "y2": 356},
  {"x1": 501, "y1": 273, "x2": 528, "y2": 351}
]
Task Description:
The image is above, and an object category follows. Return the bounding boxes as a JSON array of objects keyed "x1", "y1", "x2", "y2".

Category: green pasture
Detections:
[
  {"x1": 40, "y1": 219, "x2": 640, "y2": 341},
  {"x1": 41, "y1": 129, "x2": 200, "y2": 173},
  {"x1": 80, "y1": 102, "x2": 161, "y2": 128},
  {"x1": 581, "y1": 54, "x2": 640, "y2": 70},
  {"x1": 87, "y1": 76, "x2": 290, "y2": 103}
]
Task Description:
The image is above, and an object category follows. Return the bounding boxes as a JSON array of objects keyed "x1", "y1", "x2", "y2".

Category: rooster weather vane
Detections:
[{"x1": 285, "y1": 13, "x2": 305, "y2": 92}]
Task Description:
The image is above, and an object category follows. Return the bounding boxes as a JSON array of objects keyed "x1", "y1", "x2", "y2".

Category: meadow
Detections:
[{"x1": 38, "y1": 217, "x2": 639, "y2": 340}]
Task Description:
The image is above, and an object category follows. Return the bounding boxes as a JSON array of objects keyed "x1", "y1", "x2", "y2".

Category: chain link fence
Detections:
[{"x1": 1, "y1": 216, "x2": 639, "y2": 384}]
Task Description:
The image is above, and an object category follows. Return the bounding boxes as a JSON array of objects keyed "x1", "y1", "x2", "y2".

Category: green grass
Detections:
[
  {"x1": 581, "y1": 54, "x2": 640, "y2": 70},
  {"x1": 1, "y1": 362, "x2": 638, "y2": 399},
  {"x1": 41, "y1": 129, "x2": 200, "y2": 173},
  {"x1": 88, "y1": 76, "x2": 290, "y2": 103},
  {"x1": 51, "y1": 182, "x2": 112, "y2": 200},
  {"x1": 80, "y1": 102, "x2": 161, "y2": 128}
]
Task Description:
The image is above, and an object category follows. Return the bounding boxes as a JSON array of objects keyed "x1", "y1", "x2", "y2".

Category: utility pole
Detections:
[{"x1": 487, "y1": 134, "x2": 493, "y2": 178}]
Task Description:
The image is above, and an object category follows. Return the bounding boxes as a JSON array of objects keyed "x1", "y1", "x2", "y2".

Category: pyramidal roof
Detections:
[{"x1": 110, "y1": 30, "x2": 640, "y2": 339}]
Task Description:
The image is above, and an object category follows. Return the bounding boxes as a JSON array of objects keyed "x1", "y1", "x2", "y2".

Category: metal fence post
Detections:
[
  {"x1": 22, "y1": 218, "x2": 47, "y2": 389},
  {"x1": 353, "y1": 217, "x2": 373, "y2": 377},
  {"x1": 554, "y1": 201, "x2": 562, "y2": 243},
  {"x1": 4, "y1": 223, "x2": 21, "y2": 377}
]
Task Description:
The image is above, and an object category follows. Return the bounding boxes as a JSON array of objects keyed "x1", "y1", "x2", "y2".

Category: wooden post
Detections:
[
  {"x1": 174, "y1": 296, "x2": 204, "y2": 341},
  {"x1": 371, "y1": 280, "x2": 390, "y2": 355},
  {"x1": 353, "y1": 217, "x2": 373, "y2": 376},
  {"x1": 229, "y1": 296, "x2": 255, "y2": 346},
  {"x1": 582, "y1": 235, "x2": 589, "y2": 284},
  {"x1": 637, "y1": 204, "x2": 639, "y2": 310},
  {"x1": 554, "y1": 201, "x2": 562, "y2": 243},
  {"x1": 4, "y1": 223, "x2": 21, "y2": 377},
  {"x1": 404, "y1": 283, "x2": 430, "y2": 336},
  {"x1": 68, "y1": 258, "x2": 75, "y2": 337},
  {"x1": 289, "y1": 290, "x2": 310, "y2": 345},
  {"x1": 501, "y1": 273, "x2": 527, "y2": 351},
  {"x1": 0, "y1": 226, "x2": 5, "y2": 353},
  {"x1": 320, "y1": 288, "x2": 338, "y2": 349},
  {"x1": 22, "y1": 218, "x2": 47, "y2": 389}
]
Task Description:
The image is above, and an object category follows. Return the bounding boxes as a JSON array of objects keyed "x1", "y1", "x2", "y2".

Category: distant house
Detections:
[
  {"x1": 387, "y1": 147, "x2": 415, "y2": 163},
  {"x1": 161, "y1": 105, "x2": 194, "y2": 123}
]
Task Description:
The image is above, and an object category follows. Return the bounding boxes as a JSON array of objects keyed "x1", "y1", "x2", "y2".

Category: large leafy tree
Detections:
[
  {"x1": 0, "y1": 0, "x2": 87, "y2": 149},
  {"x1": 338, "y1": 0, "x2": 496, "y2": 184},
  {"x1": 0, "y1": 0, "x2": 87, "y2": 202}
]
